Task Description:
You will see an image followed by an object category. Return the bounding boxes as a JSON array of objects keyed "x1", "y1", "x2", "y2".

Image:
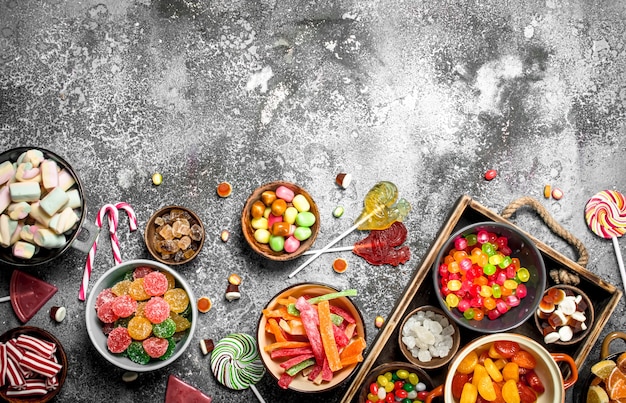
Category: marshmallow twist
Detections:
[
  {"x1": 210, "y1": 333, "x2": 265, "y2": 391},
  {"x1": 585, "y1": 190, "x2": 626, "y2": 239}
]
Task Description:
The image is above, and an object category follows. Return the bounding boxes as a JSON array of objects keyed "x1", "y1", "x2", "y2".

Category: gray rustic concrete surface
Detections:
[{"x1": 1, "y1": 0, "x2": 626, "y2": 402}]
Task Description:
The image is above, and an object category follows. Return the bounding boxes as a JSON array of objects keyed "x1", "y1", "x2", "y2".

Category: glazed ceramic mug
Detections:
[{"x1": 424, "y1": 333, "x2": 578, "y2": 403}]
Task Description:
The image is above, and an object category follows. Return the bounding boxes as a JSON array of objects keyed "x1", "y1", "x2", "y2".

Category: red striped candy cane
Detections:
[
  {"x1": 115, "y1": 202, "x2": 138, "y2": 231},
  {"x1": 99, "y1": 204, "x2": 121, "y2": 264},
  {"x1": 78, "y1": 204, "x2": 119, "y2": 301}
]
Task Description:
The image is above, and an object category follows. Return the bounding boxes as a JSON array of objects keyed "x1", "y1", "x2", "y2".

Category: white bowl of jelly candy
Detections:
[
  {"x1": 433, "y1": 221, "x2": 546, "y2": 334},
  {"x1": 144, "y1": 205, "x2": 205, "y2": 265},
  {"x1": 359, "y1": 362, "x2": 434, "y2": 403},
  {"x1": 257, "y1": 282, "x2": 366, "y2": 392},
  {"x1": 85, "y1": 259, "x2": 197, "y2": 372},
  {"x1": 241, "y1": 181, "x2": 320, "y2": 261}
]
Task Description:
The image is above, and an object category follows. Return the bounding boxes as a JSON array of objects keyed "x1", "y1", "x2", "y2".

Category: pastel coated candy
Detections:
[
  {"x1": 292, "y1": 194, "x2": 310, "y2": 212},
  {"x1": 0, "y1": 161, "x2": 15, "y2": 185},
  {"x1": 275, "y1": 185, "x2": 295, "y2": 202},
  {"x1": 295, "y1": 211, "x2": 316, "y2": 227},
  {"x1": 49, "y1": 206, "x2": 79, "y2": 234},
  {"x1": 0, "y1": 214, "x2": 17, "y2": 247},
  {"x1": 57, "y1": 169, "x2": 75, "y2": 191},
  {"x1": 28, "y1": 201, "x2": 53, "y2": 227},
  {"x1": 15, "y1": 162, "x2": 41, "y2": 182},
  {"x1": 356, "y1": 181, "x2": 411, "y2": 231},
  {"x1": 284, "y1": 236, "x2": 300, "y2": 253},
  {"x1": 22, "y1": 149, "x2": 44, "y2": 167}
]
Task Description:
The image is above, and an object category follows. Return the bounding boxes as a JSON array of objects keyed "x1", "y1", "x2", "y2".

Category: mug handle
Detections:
[
  {"x1": 550, "y1": 353, "x2": 578, "y2": 390},
  {"x1": 70, "y1": 219, "x2": 100, "y2": 254},
  {"x1": 601, "y1": 331, "x2": 626, "y2": 359},
  {"x1": 424, "y1": 384, "x2": 443, "y2": 403}
]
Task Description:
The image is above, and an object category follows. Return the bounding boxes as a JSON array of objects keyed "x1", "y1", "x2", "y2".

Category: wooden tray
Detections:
[{"x1": 340, "y1": 195, "x2": 622, "y2": 402}]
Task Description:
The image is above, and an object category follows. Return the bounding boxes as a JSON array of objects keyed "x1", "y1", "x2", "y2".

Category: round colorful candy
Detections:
[
  {"x1": 159, "y1": 338, "x2": 176, "y2": 361},
  {"x1": 143, "y1": 271, "x2": 169, "y2": 296},
  {"x1": 111, "y1": 295, "x2": 138, "y2": 318},
  {"x1": 97, "y1": 300, "x2": 119, "y2": 324},
  {"x1": 128, "y1": 316, "x2": 153, "y2": 340},
  {"x1": 144, "y1": 296, "x2": 171, "y2": 324},
  {"x1": 585, "y1": 190, "x2": 626, "y2": 239},
  {"x1": 95, "y1": 288, "x2": 116, "y2": 309},
  {"x1": 133, "y1": 266, "x2": 154, "y2": 279},
  {"x1": 153, "y1": 317, "x2": 177, "y2": 338},
  {"x1": 107, "y1": 326, "x2": 132, "y2": 353},
  {"x1": 164, "y1": 288, "x2": 189, "y2": 314},
  {"x1": 127, "y1": 341, "x2": 150, "y2": 364},
  {"x1": 143, "y1": 337, "x2": 169, "y2": 358}
]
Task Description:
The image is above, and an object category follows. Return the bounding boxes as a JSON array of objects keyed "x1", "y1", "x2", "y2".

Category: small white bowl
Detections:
[{"x1": 85, "y1": 259, "x2": 197, "y2": 372}]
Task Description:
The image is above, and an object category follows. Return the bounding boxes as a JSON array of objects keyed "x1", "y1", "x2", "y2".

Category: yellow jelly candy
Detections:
[
  {"x1": 472, "y1": 364, "x2": 496, "y2": 401},
  {"x1": 164, "y1": 288, "x2": 189, "y2": 314},
  {"x1": 135, "y1": 302, "x2": 147, "y2": 317},
  {"x1": 127, "y1": 316, "x2": 153, "y2": 340},
  {"x1": 484, "y1": 358, "x2": 504, "y2": 382},
  {"x1": 111, "y1": 279, "x2": 132, "y2": 296},
  {"x1": 501, "y1": 379, "x2": 520, "y2": 403},
  {"x1": 128, "y1": 278, "x2": 151, "y2": 301},
  {"x1": 163, "y1": 271, "x2": 176, "y2": 290},
  {"x1": 459, "y1": 382, "x2": 478, "y2": 403},
  {"x1": 169, "y1": 312, "x2": 191, "y2": 332},
  {"x1": 457, "y1": 350, "x2": 479, "y2": 375}
]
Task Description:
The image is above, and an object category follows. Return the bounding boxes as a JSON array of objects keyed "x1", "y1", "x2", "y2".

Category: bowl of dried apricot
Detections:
[{"x1": 144, "y1": 205, "x2": 205, "y2": 265}]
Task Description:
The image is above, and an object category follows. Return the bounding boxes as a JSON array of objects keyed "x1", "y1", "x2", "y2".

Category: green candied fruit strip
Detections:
[
  {"x1": 158, "y1": 338, "x2": 176, "y2": 361},
  {"x1": 287, "y1": 303, "x2": 300, "y2": 317},
  {"x1": 286, "y1": 358, "x2": 316, "y2": 376},
  {"x1": 127, "y1": 341, "x2": 150, "y2": 365},
  {"x1": 330, "y1": 313, "x2": 344, "y2": 326},
  {"x1": 306, "y1": 289, "x2": 358, "y2": 305}
]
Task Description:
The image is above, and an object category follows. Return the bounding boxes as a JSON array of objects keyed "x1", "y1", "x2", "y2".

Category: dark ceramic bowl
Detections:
[{"x1": 432, "y1": 221, "x2": 547, "y2": 334}]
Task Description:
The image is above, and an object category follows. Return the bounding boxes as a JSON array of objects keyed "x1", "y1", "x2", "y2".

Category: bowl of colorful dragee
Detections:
[
  {"x1": 241, "y1": 181, "x2": 320, "y2": 261},
  {"x1": 144, "y1": 206, "x2": 205, "y2": 265},
  {"x1": 433, "y1": 221, "x2": 546, "y2": 334},
  {"x1": 85, "y1": 259, "x2": 197, "y2": 372},
  {"x1": 359, "y1": 362, "x2": 434, "y2": 403},
  {"x1": 0, "y1": 326, "x2": 68, "y2": 403},
  {"x1": 257, "y1": 283, "x2": 366, "y2": 392}
]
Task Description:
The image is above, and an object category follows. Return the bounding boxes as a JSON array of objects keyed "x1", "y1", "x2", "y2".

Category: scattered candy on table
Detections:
[
  {"x1": 220, "y1": 229, "x2": 230, "y2": 242},
  {"x1": 332, "y1": 258, "x2": 348, "y2": 273},
  {"x1": 484, "y1": 169, "x2": 497, "y2": 181},
  {"x1": 225, "y1": 283, "x2": 241, "y2": 301},
  {"x1": 375, "y1": 316, "x2": 385, "y2": 328},
  {"x1": 197, "y1": 296, "x2": 212, "y2": 313},
  {"x1": 216, "y1": 182, "x2": 232, "y2": 198},
  {"x1": 152, "y1": 172, "x2": 163, "y2": 186},
  {"x1": 551, "y1": 187, "x2": 564, "y2": 200},
  {"x1": 200, "y1": 338, "x2": 215, "y2": 355},
  {"x1": 333, "y1": 205, "x2": 345, "y2": 218},
  {"x1": 543, "y1": 184, "x2": 551, "y2": 199},
  {"x1": 335, "y1": 173, "x2": 352, "y2": 189},
  {"x1": 50, "y1": 306, "x2": 66, "y2": 323}
]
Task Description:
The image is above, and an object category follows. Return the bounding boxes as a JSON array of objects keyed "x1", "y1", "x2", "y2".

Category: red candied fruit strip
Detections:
[
  {"x1": 107, "y1": 327, "x2": 132, "y2": 353},
  {"x1": 329, "y1": 304, "x2": 356, "y2": 324},
  {"x1": 143, "y1": 271, "x2": 169, "y2": 297},
  {"x1": 278, "y1": 372, "x2": 295, "y2": 389},
  {"x1": 97, "y1": 300, "x2": 119, "y2": 324},
  {"x1": 143, "y1": 337, "x2": 169, "y2": 358},
  {"x1": 111, "y1": 295, "x2": 138, "y2": 318},
  {"x1": 144, "y1": 297, "x2": 171, "y2": 324},
  {"x1": 133, "y1": 266, "x2": 154, "y2": 279},
  {"x1": 279, "y1": 353, "x2": 315, "y2": 369},
  {"x1": 270, "y1": 347, "x2": 314, "y2": 359}
]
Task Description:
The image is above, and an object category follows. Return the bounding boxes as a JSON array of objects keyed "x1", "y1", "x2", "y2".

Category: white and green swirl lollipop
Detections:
[{"x1": 211, "y1": 333, "x2": 266, "y2": 402}]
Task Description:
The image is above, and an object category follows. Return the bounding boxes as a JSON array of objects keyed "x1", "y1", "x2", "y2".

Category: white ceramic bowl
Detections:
[{"x1": 85, "y1": 259, "x2": 197, "y2": 372}]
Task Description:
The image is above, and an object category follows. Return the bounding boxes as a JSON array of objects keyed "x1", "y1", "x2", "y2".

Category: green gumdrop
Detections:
[
  {"x1": 269, "y1": 235, "x2": 285, "y2": 252},
  {"x1": 127, "y1": 341, "x2": 150, "y2": 365},
  {"x1": 293, "y1": 226, "x2": 312, "y2": 241},
  {"x1": 153, "y1": 318, "x2": 176, "y2": 338},
  {"x1": 295, "y1": 211, "x2": 316, "y2": 227}
]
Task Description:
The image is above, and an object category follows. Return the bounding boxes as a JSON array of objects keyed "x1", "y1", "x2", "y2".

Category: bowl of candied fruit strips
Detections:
[
  {"x1": 144, "y1": 205, "x2": 205, "y2": 265},
  {"x1": 242, "y1": 181, "x2": 320, "y2": 261},
  {"x1": 85, "y1": 259, "x2": 197, "y2": 372},
  {"x1": 423, "y1": 333, "x2": 578, "y2": 403},
  {"x1": 433, "y1": 221, "x2": 547, "y2": 334}
]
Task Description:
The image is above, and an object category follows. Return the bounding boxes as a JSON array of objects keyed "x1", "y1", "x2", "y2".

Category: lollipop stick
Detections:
[
  {"x1": 303, "y1": 246, "x2": 354, "y2": 255},
  {"x1": 250, "y1": 385, "x2": 267, "y2": 403},
  {"x1": 288, "y1": 210, "x2": 377, "y2": 278},
  {"x1": 0, "y1": 295, "x2": 10, "y2": 303},
  {"x1": 611, "y1": 236, "x2": 626, "y2": 289}
]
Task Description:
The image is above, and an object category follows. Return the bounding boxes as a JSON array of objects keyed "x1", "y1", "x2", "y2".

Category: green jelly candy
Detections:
[
  {"x1": 293, "y1": 226, "x2": 312, "y2": 241},
  {"x1": 159, "y1": 338, "x2": 176, "y2": 361},
  {"x1": 295, "y1": 211, "x2": 316, "y2": 227},
  {"x1": 269, "y1": 235, "x2": 284, "y2": 252},
  {"x1": 123, "y1": 271, "x2": 134, "y2": 281},
  {"x1": 127, "y1": 341, "x2": 150, "y2": 365},
  {"x1": 153, "y1": 318, "x2": 176, "y2": 338},
  {"x1": 465, "y1": 234, "x2": 477, "y2": 246},
  {"x1": 114, "y1": 317, "x2": 132, "y2": 328}
]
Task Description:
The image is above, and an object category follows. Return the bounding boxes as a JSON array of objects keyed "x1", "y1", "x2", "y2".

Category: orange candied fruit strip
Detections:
[
  {"x1": 262, "y1": 306, "x2": 300, "y2": 321},
  {"x1": 318, "y1": 300, "x2": 342, "y2": 372},
  {"x1": 263, "y1": 341, "x2": 310, "y2": 352},
  {"x1": 266, "y1": 318, "x2": 287, "y2": 342}
]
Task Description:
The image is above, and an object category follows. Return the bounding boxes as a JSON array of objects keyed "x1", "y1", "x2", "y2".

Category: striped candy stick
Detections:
[
  {"x1": 115, "y1": 202, "x2": 138, "y2": 231},
  {"x1": 78, "y1": 204, "x2": 119, "y2": 301},
  {"x1": 99, "y1": 205, "x2": 121, "y2": 264}
]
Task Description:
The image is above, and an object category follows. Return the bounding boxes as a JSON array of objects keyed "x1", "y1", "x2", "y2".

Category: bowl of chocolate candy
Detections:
[
  {"x1": 144, "y1": 205, "x2": 205, "y2": 265},
  {"x1": 241, "y1": 181, "x2": 320, "y2": 261},
  {"x1": 534, "y1": 284, "x2": 593, "y2": 346}
]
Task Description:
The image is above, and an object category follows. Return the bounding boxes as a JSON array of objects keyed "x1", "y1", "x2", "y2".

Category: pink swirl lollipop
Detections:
[
  {"x1": 585, "y1": 190, "x2": 626, "y2": 239},
  {"x1": 585, "y1": 190, "x2": 626, "y2": 288}
]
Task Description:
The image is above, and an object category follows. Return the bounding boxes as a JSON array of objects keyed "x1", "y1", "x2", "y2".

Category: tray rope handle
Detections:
[{"x1": 500, "y1": 196, "x2": 589, "y2": 268}]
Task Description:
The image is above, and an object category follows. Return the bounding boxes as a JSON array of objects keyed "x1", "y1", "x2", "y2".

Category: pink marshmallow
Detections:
[
  {"x1": 0, "y1": 185, "x2": 10, "y2": 213},
  {"x1": 23, "y1": 149, "x2": 44, "y2": 167},
  {"x1": 0, "y1": 161, "x2": 15, "y2": 185},
  {"x1": 40, "y1": 160, "x2": 59, "y2": 190},
  {"x1": 12, "y1": 241, "x2": 36, "y2": 259},
  {"x1": 57, "y1": 169, "x2": 75, "y2": 191},
  {"x1": 7, "y1": 201, "x2": 31, "y2": 220}
]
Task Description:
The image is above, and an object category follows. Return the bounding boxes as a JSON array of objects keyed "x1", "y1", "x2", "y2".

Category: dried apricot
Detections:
[
  {"x1": 460, "y1": 382, "x2": 478, "y2": 403},
  {"x1": 501, "y1": 379, "x2": 520, "y2": 403},
  {"x1": 452, "y1": 372, "x2": 470, "y2": 399},
  {"x1": 502, "y1": 362, "x2": 519, "y2": 382},
  {"x1": 511, "y1": 350, "x2": 536, "y2": 369},
  {"x1": 473, "y1": 364, "x2": 497, "y2": 401},
  {"x1": 484, "y1": 358, "x2": 504, "y2": 382},
  {"x1": 458, "y1": 350, "x2": 479, "y2": 374},
  {"x1": 493, "y1": 341, "x2": 520, "y2": 359}
]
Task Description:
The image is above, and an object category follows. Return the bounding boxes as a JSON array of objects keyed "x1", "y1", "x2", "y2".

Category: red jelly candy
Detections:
[
  {"x1": 107, "y1": 326, "x2": 132, "y2": 353},
  {"x1": 111, "y1": 295, "x2": 138, "y2": 318},
  {"x1": 95, "y1": 288, "x2": 116, "y2": 310},
  {"x1": 484, "y1": 169, "x2": 497, "y2": 180},
  {"x1": 97, "y1": 300, "x2": 119, "y2": 324},
  {"x1": 143, "y1": 271, "x2": 169, "y2": 297},
  {"x1": 144, "y1": 296, "x2": 171, "y2": 324},
  {"x1": 133, "y1": 266, "x2": 154, "y2": 279},
  {"x1": 143, "y1": 336, "x2": 169, "y2": 358}
]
